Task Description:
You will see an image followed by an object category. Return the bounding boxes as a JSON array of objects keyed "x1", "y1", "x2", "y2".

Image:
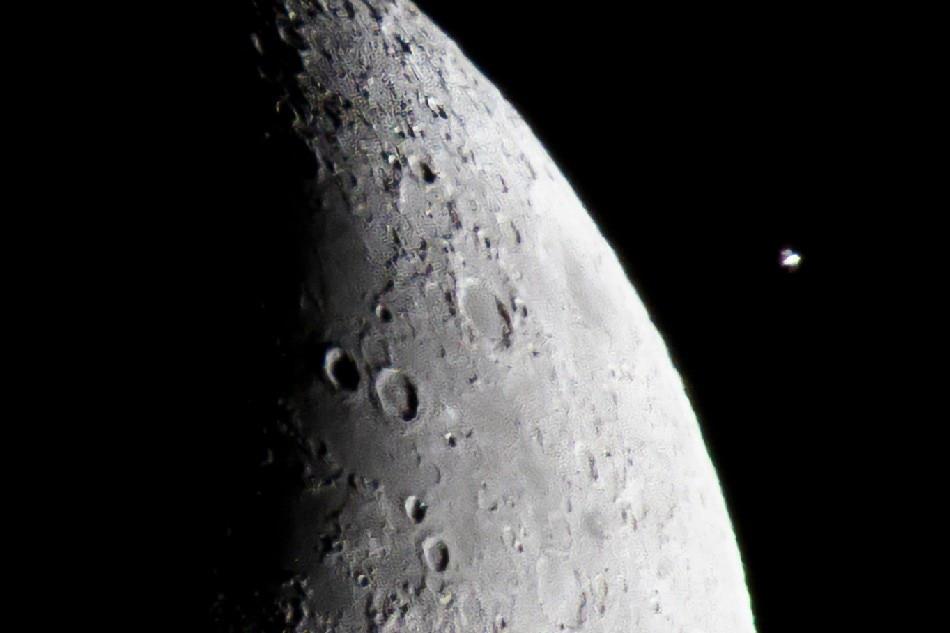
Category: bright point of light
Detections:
[{"x1": 780, "y1": 248, "x2": 802, "y2": 270}]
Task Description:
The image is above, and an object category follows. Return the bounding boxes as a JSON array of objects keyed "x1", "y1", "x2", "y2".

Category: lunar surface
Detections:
[{"x1": 210, "y1": 1, "x2": 756, "y2": 631}]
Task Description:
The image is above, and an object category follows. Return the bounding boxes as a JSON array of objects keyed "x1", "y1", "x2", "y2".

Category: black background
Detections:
[{"x1": 122, "y1": 2, "x2": 932, "y2": 631}]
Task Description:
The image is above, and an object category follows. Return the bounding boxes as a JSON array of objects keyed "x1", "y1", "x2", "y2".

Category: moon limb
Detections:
[{"x1": 219, "y1": 1, "x2": 757, "y2": 631}]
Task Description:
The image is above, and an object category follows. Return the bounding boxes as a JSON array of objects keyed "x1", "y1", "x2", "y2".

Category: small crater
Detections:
[
  {"x1": 511, "y1": 220, "x2": 522, "y2": 244},
  {"x1": 375, "y1": 304, "x2": 393, "y2": 322},
  {"x1": 443, "y1": 290, "x2": 456, "y2": 316},
  {"x1": 423, "y1": 538, "x2": 449, "y2": 572},
  {"x1": 495, "y1": 299, "x2": 512, "y2": 347},
  {"x1": 375, "y1": 368, "x2": 419, "y2": 421},
  {"x1": 588, "y1": 455, "x2": 599, "y2": 481},
  {"x1": 395, "y1": 34, "x2": 412, "y2": 54},
  {"x1": 460, "y1": 282, "x2": 513, "y2": 348},
  {"x1": 447, "y1": 200, "x2": 461, "y2": 229},
  {"x1": 276, "y1": 20, "x2": 307, "y2": 50},
  {"x1": 426, "y1": 96, "x2": 448, "y2": 119},
  {"x1": 360, "y1": 0, "x2": 383, "y2": 23},
  {"x1": 324, "y1": 347, "x2": 360, "y2": 391},
  {"x1": 249, "y1": 33, "x2": 263, "y2": 55},
  {"x1": 404, "y1": 495, "x2": 427, "y2": 523},
  {"x1": 421, "y1": 162, "x2": 437, "y2": 183}
]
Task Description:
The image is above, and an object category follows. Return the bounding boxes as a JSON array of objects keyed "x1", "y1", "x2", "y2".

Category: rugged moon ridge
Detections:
[{"x1": 215, "y1": 1, "x2": 757, "y2": 631}]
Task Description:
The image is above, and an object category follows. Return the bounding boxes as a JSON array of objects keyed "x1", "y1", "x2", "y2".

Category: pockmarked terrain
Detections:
[{"x1": 209, "y1": 2, "x2": 757, "y2": 631}]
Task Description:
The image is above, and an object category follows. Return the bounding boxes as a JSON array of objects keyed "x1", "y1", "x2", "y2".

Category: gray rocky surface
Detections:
[{"x1": 212, "y1": 1, "x2": 757, "y2": 631}]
